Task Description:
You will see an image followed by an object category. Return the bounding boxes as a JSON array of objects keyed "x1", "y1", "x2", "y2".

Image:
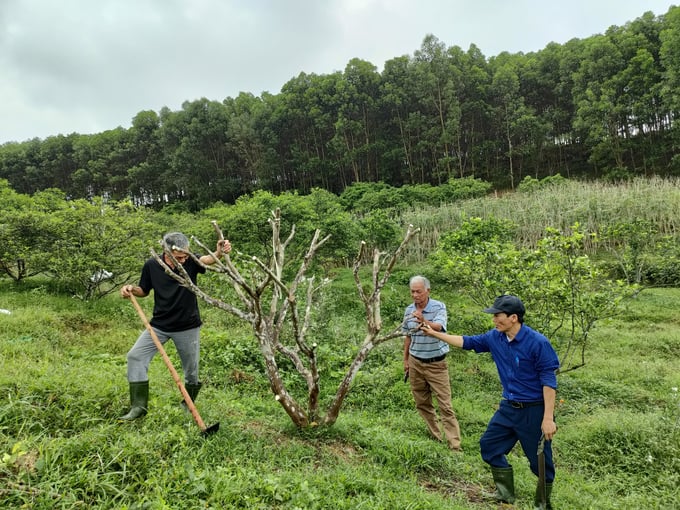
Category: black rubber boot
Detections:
[
  {"x1": 488, "y1": 466, "x2": 516, "y2": 504},
  {"x1": 180, "y1": 382, "x2": 202, "y2": 411},
  {"x1": 534, "y1": 481, "x2": 553, "y2": 509},
  {"x1": 119, "y1": 381, "x2": 149, "y2": 420}
]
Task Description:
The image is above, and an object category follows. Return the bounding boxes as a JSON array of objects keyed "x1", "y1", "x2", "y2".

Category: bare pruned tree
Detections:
[{"x1": 152, "y1": 208, "x2": 420, "y2": 427}]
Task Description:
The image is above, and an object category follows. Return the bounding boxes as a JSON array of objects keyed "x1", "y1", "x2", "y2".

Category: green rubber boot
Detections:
[
  {"x1": 534, "y1": 481, "x2": 553, "y2": 510},
  {"x1": 488, "y1": 466, "x2": 516, "y2": 504},
  {"x1": 119, "y1": 381, "x2": 149, "y2": 420},
  {"x1": 180, "y1": 382, "x2": 202, "y2": 411}
]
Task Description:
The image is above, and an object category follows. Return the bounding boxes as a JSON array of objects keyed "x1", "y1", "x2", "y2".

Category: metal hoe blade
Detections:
[
  {"x1": 537, "y1": 434, "x2": 547, "y2": 509},
  {"x1": 202, "y1": 422, "x2": 220, "y2": 437}
]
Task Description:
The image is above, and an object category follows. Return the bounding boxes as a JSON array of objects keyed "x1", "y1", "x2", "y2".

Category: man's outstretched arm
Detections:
[{"x1": 420, "y1": 323, "x2": 464, "y2": 348}]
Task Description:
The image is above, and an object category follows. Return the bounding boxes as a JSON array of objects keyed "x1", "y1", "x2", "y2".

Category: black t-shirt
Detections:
[{"x1": 138, "y1": 256, "x2": 206, "y2": 332}]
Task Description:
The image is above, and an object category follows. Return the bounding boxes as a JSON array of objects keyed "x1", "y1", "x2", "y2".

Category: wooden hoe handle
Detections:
[{"x1": 128, "y1": 294, "x2": 208, "y2": 431}]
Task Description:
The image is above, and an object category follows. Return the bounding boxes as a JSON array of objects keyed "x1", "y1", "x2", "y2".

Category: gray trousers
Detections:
[{"x1": 126, "y1": 326, "x2": 201, "y2": 384}]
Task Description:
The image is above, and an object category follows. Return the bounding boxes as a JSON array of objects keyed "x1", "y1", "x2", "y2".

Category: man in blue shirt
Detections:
[
  {"x1": 421, "y1": 294, "x2": 559, "y2": 510},
  {"x1": 402, "y1": 275, "x2": 462, "y2": 451}
]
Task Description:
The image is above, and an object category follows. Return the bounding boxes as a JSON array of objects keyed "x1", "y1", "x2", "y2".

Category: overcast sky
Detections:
[{"x1": 0, "y1": 0, "x2": 675, "y2": 144}]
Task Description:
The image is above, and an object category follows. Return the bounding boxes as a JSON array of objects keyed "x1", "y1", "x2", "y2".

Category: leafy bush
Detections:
[
  {"x1": 517, "y1": 173, "x2": 568, "y2": 193},
  {"x1": 403, "y1": 183, "x2": 443, "y2": 206},
  {"x1": 641, "y1": 236, "x2": 680, "y2": 286},
  {"x1": 339, "y1": 181, "x2": 394, "y2": 212},
  {"x1": 438, "y1": 176, "x2": 492, "y2": 201},
  {"x1": 357, "y1": 209, "x2": 402, "y2": 251},
  {"x1": 0, "y1": 184, "x2": 158, "y2": 297},
  {"x1": 433, "y1": 215, "x2": 515, "y2": 252},
  {"x1": 431, "y1": 218, "x2": 634, "y2": 371},
  {"x1": 200, "y1": 188, "x2": 362, "y2": 268},
  {"x1": 339, "y1": 178, "x2": 492, "y2": 215}
]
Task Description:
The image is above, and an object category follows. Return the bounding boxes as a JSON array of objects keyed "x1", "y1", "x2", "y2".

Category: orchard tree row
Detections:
[
  {"x1": 2, "y1": 8, "x2": 680, "y2": 210},
  {"x1": 0, "y1": 177, "x2": 491, "y2": 296}
]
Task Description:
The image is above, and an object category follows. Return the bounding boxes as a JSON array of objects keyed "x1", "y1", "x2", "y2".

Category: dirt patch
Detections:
[{"x1": 421, "y1": 477, "x2": 500, "y2": 506}]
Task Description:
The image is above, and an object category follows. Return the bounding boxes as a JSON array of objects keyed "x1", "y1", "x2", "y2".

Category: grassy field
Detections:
[
  {"x1": 399, "y1": 176, "x2": 680, "y2": 260},
  {"x1": 1, "y1": 272, "x2": 679, "y2": 509}
]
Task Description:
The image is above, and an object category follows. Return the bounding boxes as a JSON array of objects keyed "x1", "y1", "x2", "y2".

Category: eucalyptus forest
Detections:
[{"x1": 1, "y1": 8, "x2": 679, "y2": 211}]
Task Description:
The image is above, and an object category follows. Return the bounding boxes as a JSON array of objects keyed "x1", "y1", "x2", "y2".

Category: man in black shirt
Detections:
[{"x1": 119, "y1": 232, "x2": 230, "y2": 420}]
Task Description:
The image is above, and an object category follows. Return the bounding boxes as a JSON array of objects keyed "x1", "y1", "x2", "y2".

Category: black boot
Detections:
[
  {"x1": 119, "y1": 381, "x2": 149, "y2": 420},
  {"x1": 534, "y1": 481, "x2": 553, "y2": 509},
  {"x1": 180, "y1": 382, "x2": 202, "y2": 411},
  {"x1": 487, "y1": 466, "x2": 515, "y2": 504}
]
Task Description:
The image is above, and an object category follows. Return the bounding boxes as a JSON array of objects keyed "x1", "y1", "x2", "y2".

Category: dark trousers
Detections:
[{"x1": 479, "y1": 400, "x2": 555, "y2": 483}]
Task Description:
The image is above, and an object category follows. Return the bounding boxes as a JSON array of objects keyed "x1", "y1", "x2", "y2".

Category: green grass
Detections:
[{"x1": 1, "y1": 278, "x2": 679, "y2": 509}]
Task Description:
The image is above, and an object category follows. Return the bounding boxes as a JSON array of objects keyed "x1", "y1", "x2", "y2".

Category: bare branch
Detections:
[
  {"x1": 322, "y1": 226, "x2": 419, "y2": 425},
  {"x1": 210, "y1": 220, "x2": 243, "y2": 276},
  {"x1": 376, "y1": 224, "x2": 420, "y2": 291},
  {"x1": 168, "y1": 217, "x2": 417, "y2": 429},
  {"x1": 352, "y1": 241, "x2": 369, "y2": 304},
  {"x1": 150, "y1": 249, "x2": 253, "y2": 322}
]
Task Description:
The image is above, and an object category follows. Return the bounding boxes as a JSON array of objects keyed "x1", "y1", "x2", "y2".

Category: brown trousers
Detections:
[{"x1": 409, "y1": 355, "x2": 462, "y2": 451}]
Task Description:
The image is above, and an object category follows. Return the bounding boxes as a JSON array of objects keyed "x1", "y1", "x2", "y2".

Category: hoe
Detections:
[{"x1": 128, "y1": 295, "x2": 219, "y2": 437}]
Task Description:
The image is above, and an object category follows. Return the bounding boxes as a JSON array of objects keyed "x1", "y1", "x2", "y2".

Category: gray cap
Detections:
[
  {"x1": 483, "y1": 295, "x2": 526, "y2": 317},
  {"x1": 163, "y1": 232, "x2": 189, "y2": 251}
]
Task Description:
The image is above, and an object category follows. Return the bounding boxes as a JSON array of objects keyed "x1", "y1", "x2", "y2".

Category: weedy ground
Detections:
[{"x1": 1, "y1": 277, "x2": 679, "y2": 509}]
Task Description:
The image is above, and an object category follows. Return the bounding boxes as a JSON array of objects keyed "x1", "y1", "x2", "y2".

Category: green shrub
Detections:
[
  {"x1": 517, "y1": 173, "x2": 568, "y2": 193},
  {"x1": 439, "y1": 176, "x2": 492, "y2": 201}
]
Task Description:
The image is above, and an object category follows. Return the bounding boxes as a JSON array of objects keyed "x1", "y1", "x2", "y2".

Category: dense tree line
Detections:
[{"x1": 1, "y1": 8, "x2": 679, "y2": 211}]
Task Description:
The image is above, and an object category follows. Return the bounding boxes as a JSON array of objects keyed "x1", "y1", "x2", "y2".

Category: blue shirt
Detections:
[
  {"x1": 403, "y1": 298, "x2": 449, "y2": 359},
  {"x1": 462, "y1": 325, "x2": 559, "y2": 402}
]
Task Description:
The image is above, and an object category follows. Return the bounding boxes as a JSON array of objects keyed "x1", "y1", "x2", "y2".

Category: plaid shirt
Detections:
[{"x1": 403, "y1": 298, "x2": 449, "y2": 359}]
